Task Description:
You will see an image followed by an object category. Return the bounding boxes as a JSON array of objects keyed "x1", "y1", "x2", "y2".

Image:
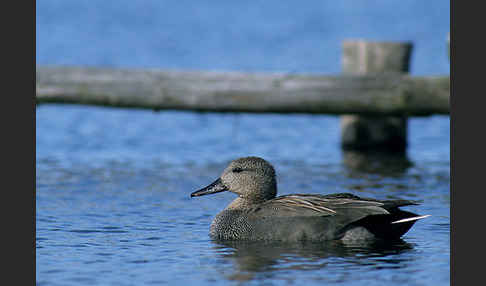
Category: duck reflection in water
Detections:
[{"x1": 211, "y1": 239, "x2": 414, "y2": 282}]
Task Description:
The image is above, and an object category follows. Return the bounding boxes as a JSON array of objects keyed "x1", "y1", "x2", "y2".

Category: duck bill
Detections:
[{"x1": 191, "y1": 178, "x2": 228, "y2": 197}]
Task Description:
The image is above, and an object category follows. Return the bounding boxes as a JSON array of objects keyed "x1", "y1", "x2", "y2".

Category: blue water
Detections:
[
  {"x1": 36, "y1": 105, "x2": 450, "y2": 285},
  {"x1": 36, "y1": 1, "x2": 449, "y2": 285},
  {"x1": 36, "y1": 0, "x2": 450, "y2": 75}
]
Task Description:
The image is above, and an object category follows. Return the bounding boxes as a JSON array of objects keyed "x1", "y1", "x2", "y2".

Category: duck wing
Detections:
[
  {"x1": 249, "y1": 193, "x2": 425, "y2": 240},
  {"x1": 251, "y1": 193, "x2": 397, "y2": 218}
]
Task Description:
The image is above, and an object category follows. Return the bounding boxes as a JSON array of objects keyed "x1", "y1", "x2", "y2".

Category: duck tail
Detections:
[
  {"x1": 391, "y1": 214, "x2": 431, "y2": 224},
  {"x1": 350, "y1": 210, "x2": 429, "y2": 239}
]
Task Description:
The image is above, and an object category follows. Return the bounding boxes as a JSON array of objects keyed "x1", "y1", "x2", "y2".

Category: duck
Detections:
[{"x1": 191, "y1": 156, "x2": 429, "y2": 242}]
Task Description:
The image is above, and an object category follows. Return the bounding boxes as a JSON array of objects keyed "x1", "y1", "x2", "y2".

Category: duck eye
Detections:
[{"x1": 232, "y1": 168, "x2": 243, "y2": 173}]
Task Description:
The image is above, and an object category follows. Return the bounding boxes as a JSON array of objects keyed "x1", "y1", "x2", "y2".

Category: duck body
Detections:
[
  {"x1": 191, "y1": 157, "x2": 428, "y2": 242},
  {"x1": 209, "y1": 193, "x2": 422, "y2": 241}
]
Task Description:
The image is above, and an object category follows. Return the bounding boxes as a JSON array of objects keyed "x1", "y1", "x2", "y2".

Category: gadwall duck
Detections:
[{"x1": 191, "y1": 157, "x2": 429, "y2": 242}]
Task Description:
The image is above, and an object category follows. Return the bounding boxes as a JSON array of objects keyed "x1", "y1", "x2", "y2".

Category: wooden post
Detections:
[{"x1": 340, "y1": 40, "x2": 413, "y2": 153}]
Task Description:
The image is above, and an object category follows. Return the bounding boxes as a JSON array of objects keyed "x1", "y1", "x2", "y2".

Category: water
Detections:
[
  {"x1": 37, "y1": 1, "x2": 449, "y2": 284},
  {"x1": 36, "y1": 0, "x2": 450, "y2": 75},
  {"x1": 36, "y1": 105, "x2": 450, "y2": 285}
]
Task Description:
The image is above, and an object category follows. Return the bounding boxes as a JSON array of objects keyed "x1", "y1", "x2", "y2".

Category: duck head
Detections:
[{"x1": 191, "y1": 157, "x2": 277, "y2": 202}]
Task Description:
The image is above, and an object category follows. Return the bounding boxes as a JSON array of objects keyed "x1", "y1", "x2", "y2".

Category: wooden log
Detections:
[{"x1": 36, "y1": 65, "x2": 449, "y2": 116}]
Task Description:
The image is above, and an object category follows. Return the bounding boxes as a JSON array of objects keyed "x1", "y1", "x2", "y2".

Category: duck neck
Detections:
[
  {"x1": 225, "y1": 185, "x2": 277, "y2": 210},
  {"x1": 225, "y1": 197, "x2": 257, "y2": 210}
]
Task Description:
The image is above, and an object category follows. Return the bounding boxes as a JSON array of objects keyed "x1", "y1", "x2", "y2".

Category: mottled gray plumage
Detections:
[{"x1": 191, "y1": 156, "x2": 428, "y2": 242}]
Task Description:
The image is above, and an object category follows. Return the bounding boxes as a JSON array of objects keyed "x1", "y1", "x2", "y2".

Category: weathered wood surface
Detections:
[
  {"x1": 36, "y1": 66, "x2": 449, "y2": 116},
  {"x1": 340, "y1": 41, "x2": 412, "y2": 152}
]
